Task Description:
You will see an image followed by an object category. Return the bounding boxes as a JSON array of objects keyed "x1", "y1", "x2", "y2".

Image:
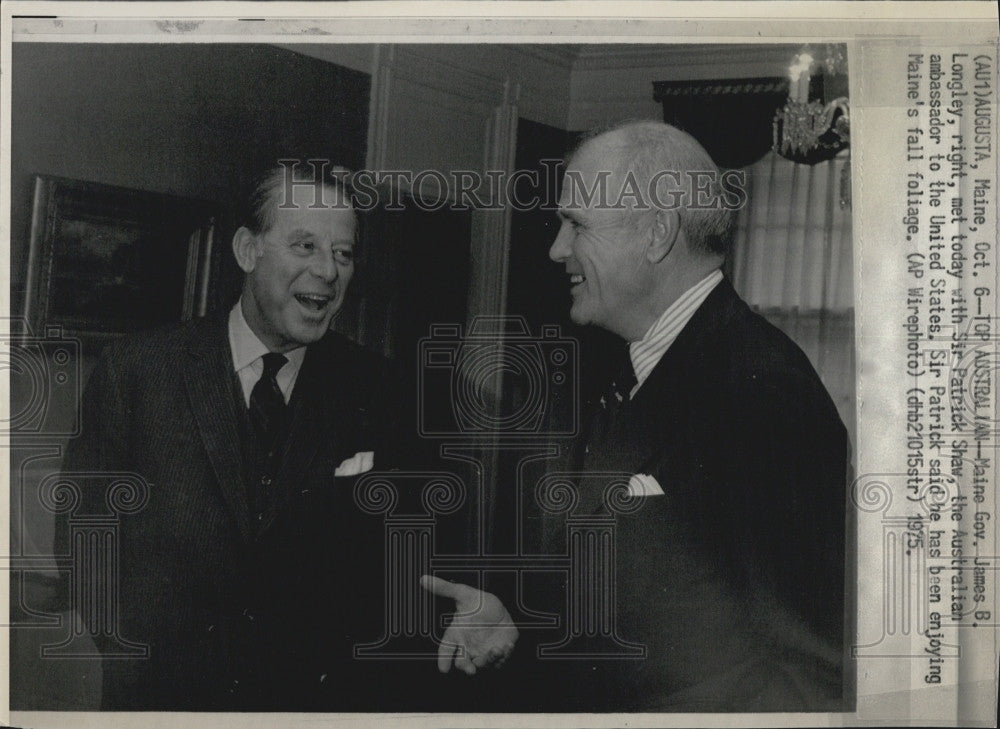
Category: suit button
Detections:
[{"x1": 261, "y1": 475, "x2": 272, "y2": 487}]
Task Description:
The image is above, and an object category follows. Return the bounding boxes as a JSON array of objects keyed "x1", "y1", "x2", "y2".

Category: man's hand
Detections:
[{"x1": 420, "y1": 575, "x2": 518, "y2": 675}]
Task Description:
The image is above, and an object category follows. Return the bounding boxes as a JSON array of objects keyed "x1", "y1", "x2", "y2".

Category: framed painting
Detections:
[{"x1": 23, "y1": 175, "x2": 217, "y2": 341}]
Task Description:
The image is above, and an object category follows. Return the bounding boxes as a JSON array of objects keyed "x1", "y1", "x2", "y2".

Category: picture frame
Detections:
[{"x1": 23, "y1": 175, "x2": 217, "y2": 341}]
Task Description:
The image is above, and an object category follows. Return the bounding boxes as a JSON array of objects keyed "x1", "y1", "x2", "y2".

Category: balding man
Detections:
[{"x1": 434, "y1": 121, "x2": 848, "y2": 712}]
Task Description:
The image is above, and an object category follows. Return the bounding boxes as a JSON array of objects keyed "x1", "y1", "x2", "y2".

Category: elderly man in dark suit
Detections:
[
  {"x1": 57, "y1": 165, "x2": 398, "y2": 710},
  {"x1": 431, "y1": 121, "x2": 848, "y2": 712}
]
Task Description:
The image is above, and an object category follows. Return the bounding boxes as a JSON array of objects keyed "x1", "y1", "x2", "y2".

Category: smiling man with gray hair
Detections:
[
  {"x1": 436, "y1": 120, "x2": 849, "y2": 712},
  {"x1": 56, "y1": 163, "x2": 404, "y2": 710}
]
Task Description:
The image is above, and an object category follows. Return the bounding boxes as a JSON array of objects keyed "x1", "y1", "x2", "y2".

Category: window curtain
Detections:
[{"x1": 728, "y1": 149, "x2": 856, "y2": 452}]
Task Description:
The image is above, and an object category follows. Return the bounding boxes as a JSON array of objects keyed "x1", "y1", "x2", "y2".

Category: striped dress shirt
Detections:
[{"x1": 629, "y1": 269, "x2": 723, "y2": 396}]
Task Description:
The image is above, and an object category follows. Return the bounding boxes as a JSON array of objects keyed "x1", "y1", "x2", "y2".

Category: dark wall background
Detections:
[
  {"x1": 505, "y1": 118, "x2": 623, "y2": 429},
  {"x1": 8, "y1": 44, "x2": 371, "y2": 708},
  {"x1": 489, "y1": 119, "x2": 622, "y2": 561},
  {"x1": 10, "y1": 43, "x2": 371, "y2": 317},
  {"x1": 507, "y1": 118, "x2": 571, "y2": 339}
]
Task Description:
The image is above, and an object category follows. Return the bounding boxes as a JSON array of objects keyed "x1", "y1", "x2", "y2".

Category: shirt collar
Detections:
[
  {"x1": 228, "y1": 300, "x2": 307, "y2": 374},
  {"x1": 628, "y1": 269, "x2": 723, "y2": 389}
]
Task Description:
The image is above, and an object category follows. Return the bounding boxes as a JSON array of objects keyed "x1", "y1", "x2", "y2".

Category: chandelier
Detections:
[{"x1": 773, "y1": 47, "x2": 851, "y2": 207}]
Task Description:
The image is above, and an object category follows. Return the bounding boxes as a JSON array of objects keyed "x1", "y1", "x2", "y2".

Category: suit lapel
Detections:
[
  {"x1": 577, "y1": 279, "x2": 742, "y2": 514},
  {"x1": 183, "y1": 315, "x2": 252, "y2": 541}
]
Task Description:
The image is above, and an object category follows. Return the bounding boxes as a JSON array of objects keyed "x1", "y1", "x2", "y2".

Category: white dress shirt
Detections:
[
  {"x1": 228, "y1": 301, "x2": 307, "y2": 407},
  {"x1": 628, "y1": 269, "x2": 723, "y2": 397}
]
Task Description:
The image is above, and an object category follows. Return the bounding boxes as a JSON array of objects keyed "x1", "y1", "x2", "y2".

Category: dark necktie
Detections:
[
  {"x1": 568, "y1": 347, "x2": 637, "y2": 520},
  {"x1": 249, "y1": 352, "x2": 287, "y2": 451},
  {"x1": 605, "y1": 348, "x2": 638, "y2": 416},
  {"x1": 584, "y1": 347, "x2": 638, "y2": 457}
]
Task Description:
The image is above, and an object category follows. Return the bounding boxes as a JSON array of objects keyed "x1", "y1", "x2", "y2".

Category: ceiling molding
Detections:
[
  {"x1": 509, "y1": 44, "x2": 579, "y2": 69},
  {"x1": 391, "y1": 46, "x2": 510, "y2": 107},
  {"x1": 570, "y1": 43, "x2": 803, "y2": 72},
  {"x1": 652, "y1": 77, "x2": 788, "y2": 100}
]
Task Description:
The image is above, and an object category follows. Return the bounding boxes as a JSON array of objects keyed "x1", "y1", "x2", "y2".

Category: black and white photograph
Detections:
[{"x1": 1, "y1": 3, "x2": 998, "y2": 726}]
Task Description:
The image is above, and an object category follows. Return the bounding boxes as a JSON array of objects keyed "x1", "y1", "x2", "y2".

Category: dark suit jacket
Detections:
[
  {"x1": 58, "y1": 312, "x2": 403, "y2": 710},
  {"x1": 516, "y1": 278, "x2": 848, "y2": 712}
]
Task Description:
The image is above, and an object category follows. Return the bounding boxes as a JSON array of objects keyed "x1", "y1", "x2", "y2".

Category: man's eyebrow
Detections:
[
  {"x1": 286, "y1": 228, "x2": 355, "y2": 246},
  {"x1": 557, "y1": 208, "x2": 583, "y2": 223}
]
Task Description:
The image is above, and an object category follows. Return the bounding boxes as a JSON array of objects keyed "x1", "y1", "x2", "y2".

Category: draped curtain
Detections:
[
  {"x1": 653, "y1": 77, "x2": 788, "y2": 169},
  {"x1": 728, "y1": 150, "x2": 856, "y2": 452},
  {"x1": 656, "y1": 76, "x2": 856, "y2": 453}
]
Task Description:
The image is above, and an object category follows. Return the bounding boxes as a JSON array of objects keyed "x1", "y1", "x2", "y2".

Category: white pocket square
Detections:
[
  {"x1": 335, "y1": 451, "x2": 374, "y2": 477},
  {"x1": 627, "y1": 473, "x2": 664, "y2": 497}
]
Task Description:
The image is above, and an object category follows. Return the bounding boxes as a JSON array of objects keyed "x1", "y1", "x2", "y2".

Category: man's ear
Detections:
[
  {"x1": 232, "y1": 227, "x2": 262, "y2": 274},
  {"x1": 646, "y1": 208, "x2": 680, "y2": 264}
]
